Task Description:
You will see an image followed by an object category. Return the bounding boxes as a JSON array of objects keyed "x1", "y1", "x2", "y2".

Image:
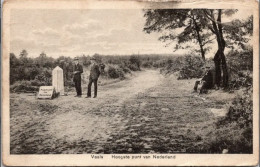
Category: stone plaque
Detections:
[
  {"x1": 52, "y1": 66, "x2": 64, "y2": 95},
  {"x1": 37, "y1": 86, "x2": 55, "y2": 99}
]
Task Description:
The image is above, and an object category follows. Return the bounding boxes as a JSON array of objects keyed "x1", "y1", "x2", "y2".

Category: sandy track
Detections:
[
  {"x1": 10, "y1": 70, "x2": 164, "y2": 153},
  {"x1": 10, "y1": 69, "x2": 234, "y2": 154},
  {"x1": 47, "y1": 70, "x2": 163, "y2": 146}
]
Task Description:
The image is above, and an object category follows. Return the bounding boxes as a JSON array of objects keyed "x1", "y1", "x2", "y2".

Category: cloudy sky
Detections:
[
  {"x1": 11, "y1": 9, "x2": 174, "y2": 58},
  {"x1": 10, "y1": 9, "x2": 252, "y2": 58}
]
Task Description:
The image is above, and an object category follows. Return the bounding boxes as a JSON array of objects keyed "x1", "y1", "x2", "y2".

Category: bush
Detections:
[
  {"x1": 107, "y1": 66, "x2": 125, "y2": 79},
  {"x1": 129, "y1": 56, "x2": 141, "y2": 69},
  {"x1": 205, "y1": 87, "x2": 253, "y2": 153},
  {"x1": 219, "y1": 87, "x2": 252, "y2": 128},
  {"x1": 34, "y1": 68, "x2": 52, "y2": 85},
  {"x1": 227, "y1": 47, "x2": 253, "y2": 72},
  {"x1": 142, "y1": 61, "x2": 153, "y2": 68},
  {"x1": 10, "y1": 66, "x2": 52, "y2": 92},
  {"x1": 128, "y1": 63, "x2": 140, "y2": 71},
  {"x1": 206, "y1": 122, "x2": 252, "y2": 153},
  {"x1": 93, "y1": 54, "x2": 103, "y2": 64},
  {"x1": 228, "y1": 71, "x2": 252, "y2": 90},
  {"x1": 152, "y1": 59, "x2": 168, "y2": 68},
  {"x1": 177, "y1": 56, "x2": 204, "y2": 79},
  {"x1": 227, "y1": 47, "x2": 253, "y2": 90},
  {"x1": 119, "y1": 64, "x2": 131, "y2": 74},
  {"x1": 10, "y1": 80, "x2": 40, "y2": 92},
  {"x1": 158, "y1": 55, "x2": 205, "y2": 79}
]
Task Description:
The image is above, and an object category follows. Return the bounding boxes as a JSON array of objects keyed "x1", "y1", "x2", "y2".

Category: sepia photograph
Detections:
[{"x1": 2, "y1": 0, "x2": 259, "y2": 166}]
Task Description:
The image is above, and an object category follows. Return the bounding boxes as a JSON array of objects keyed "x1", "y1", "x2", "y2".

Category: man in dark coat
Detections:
[
  {"x1": 86, "y1": 57, "x2": 100, "y2": 98},
  {"x1": 194, "y1": 65, "x2": 215, "y2": 94},
  {"x1": 73, "y1": 57, "x2": 83, "y2": 97}
]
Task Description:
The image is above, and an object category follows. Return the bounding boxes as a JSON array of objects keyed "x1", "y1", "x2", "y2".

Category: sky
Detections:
[{"x1": 10, "y1": 9, "x2": 252, "y2": 58}]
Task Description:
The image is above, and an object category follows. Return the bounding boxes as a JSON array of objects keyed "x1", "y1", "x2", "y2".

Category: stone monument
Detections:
[{"x1": 52, "y1": 66, "x2": 64, "y2": 95}]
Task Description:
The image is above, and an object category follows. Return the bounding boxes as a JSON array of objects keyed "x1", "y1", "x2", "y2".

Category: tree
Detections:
[
  {"x1": 224, "y1": 15, "x2": 253, "y2": 50},
  {"x1": 143, "y1": 9, "x2": 214, "y2": 61},
  {"x1": 37, "y1": 51, "x2": 47, "y2": 66},
  {"x1": 35, "y1": 52, "x2": 54, "y2": 68},
  {"x1": 93, "y1": 53, "x2": 102, "y2": 63},
  {"x1": 143, "y1": 9, "x2": 250, "y2": 88},
  {"x1": 202, "y1": 9, "x2": 238, "y2": 88},
  {"x1": 19, "y1": 49, "x2": 29, "y2": 65},
  {"x1": 79, "y1": 54, "x2": 91, "y2": 67},
  {"x1": 19, "y1": 49, "x2": 28, "y2": 58},
  {"x1": 10, "y1": 53, "x2": 21, "y2": 84},
  {"x1": 10, "y1": 53, "x2": 19, "y2": 67}
]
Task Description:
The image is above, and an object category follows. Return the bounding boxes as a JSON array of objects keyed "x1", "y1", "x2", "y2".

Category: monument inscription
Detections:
[{"x1": 37, "y1": 86, "x2": 55, "y2": 99}]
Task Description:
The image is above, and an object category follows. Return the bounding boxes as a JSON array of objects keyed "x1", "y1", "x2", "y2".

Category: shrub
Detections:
[
  {"x1": 152, "y1": 59, "x2": 168, "y2": 68},
  {"x1": 158, "y1": 55, "x2": 205, "y2": 79},
  {"x1": 128, "y1": 63, "x2": 140, "y2": 71},
  {"x1": 142, "y1": 61, "x2": 153, "y2": 68},
  {"x1": 119, "y1": 64, "x2": 131, "y2": 74},
  {"x1": 206, "y1": 122, "x2": 252, "y2": 153},
  {"x1": 228, "y1": 71, "x2": 252, "y2": 90},
  {"x1": 205, "y1": 87, "x2": 253, "y2": 153},
  {"x1": 177, "y1": 56, "x2": 204, "y2": 79},
  {"x1": 129, "y1": 55, "x2": 141, "y2": 69},
  {"x1": 219, "y1": 87, "x2": 252, "y2": 128},
  {"x1": 93, "y1": 54, "x2": 103, "y2": 64},
  {"x1": 10, "y1": 80, "x2": 39, "y2": 92},
  {"x1": 227, "y1": 47, "x2": 253, "y2": 72},
  {"x1": 227, "y1": 47, "x2": 253, "y2": 90},
  {"x1": 107, "y1": 66, "x2": 118, "y2": 78},
  {"x1": 116, "y1": 68, "x2": 125, "y2": 80},
  {"x1": 107, "y1": 66, "x2": 125, "y2": 79}
]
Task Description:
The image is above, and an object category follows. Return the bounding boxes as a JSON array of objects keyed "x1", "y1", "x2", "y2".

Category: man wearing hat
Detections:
[
  {"x1": 194, "y1": 64, "x2": 215, "y2": 94},
  {"x1": 86, "y1": 57, "x2": 100, "y2": 98},
  {"x1": 73, "y1": 57, "x2": 83, "y2": 97}
]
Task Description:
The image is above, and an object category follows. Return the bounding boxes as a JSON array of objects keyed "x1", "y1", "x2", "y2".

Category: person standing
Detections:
[
  {"x1": 86, "y1": 57, "x2": 100, "y2": 98},
  {"x1": 73, "y1": 57, "x2": 83, "y2": 97}
]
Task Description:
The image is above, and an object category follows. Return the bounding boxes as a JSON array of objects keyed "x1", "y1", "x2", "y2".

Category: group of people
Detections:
[{"x1": 73, "y1": 57, "x2": 101, "y2": 98}]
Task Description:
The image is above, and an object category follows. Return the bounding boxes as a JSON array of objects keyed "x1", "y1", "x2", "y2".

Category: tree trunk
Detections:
[
  {"x1": 199, "y1": 43, "x2": 206, "y2": 62},
  {"x1": 210, "y1": 9, "x2": 229, "y2": 88},
  {"x1": 221, "y1": 51, "x2": 229, "y2": 88},
  {"x1": 192, "y1": 12, "x2": 206, "y2": 62},
  {"x1": 194, "y1": 26, "x2": 206, "y2": 61},
  {"x1": 217, "y1": 9, "x2": 229, "y2": 88},
  {"x1": 214, "y1": 50, "x2": 222, "y2": 87}
]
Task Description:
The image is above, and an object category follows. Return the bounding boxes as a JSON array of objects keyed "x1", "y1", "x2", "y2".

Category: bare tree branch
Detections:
[{"x1": 202, "y1": 37, "x2": 217, "y2": 46}]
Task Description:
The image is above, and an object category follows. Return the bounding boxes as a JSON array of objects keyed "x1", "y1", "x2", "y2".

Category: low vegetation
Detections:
[
  {"x1": 209, "y1": 47, "x2": 253, "y2": 153},
  {"x1": 10, "y1": 47, "x2": 253, "y2": 153}
]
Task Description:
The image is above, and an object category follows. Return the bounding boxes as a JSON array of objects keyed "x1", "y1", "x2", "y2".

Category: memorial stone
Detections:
[{"x1": 52, "y1": 66, "x2": 64, "y2": 95}]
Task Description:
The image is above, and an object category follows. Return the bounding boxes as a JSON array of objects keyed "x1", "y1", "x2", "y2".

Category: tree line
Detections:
[{"x1": 10, "y1": 50, "x2": 176, "y2": 87}]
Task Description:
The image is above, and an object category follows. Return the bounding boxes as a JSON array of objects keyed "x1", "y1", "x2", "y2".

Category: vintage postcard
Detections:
[{"x1": 1, "y1": 0, "x2": 259, "y2": 166}]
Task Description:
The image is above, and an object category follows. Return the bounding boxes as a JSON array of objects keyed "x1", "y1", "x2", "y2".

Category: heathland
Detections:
[{"x1": 10, "y1": 48, "x2": 253, "y2": 154}]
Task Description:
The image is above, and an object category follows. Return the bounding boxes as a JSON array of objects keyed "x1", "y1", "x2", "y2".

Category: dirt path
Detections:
[
  {"x1": 46, "y1": 70, "x2": 163, "y2": 153},
  {"x1": 10, "y1": 70, "x2": 234, "y2": 154}
]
